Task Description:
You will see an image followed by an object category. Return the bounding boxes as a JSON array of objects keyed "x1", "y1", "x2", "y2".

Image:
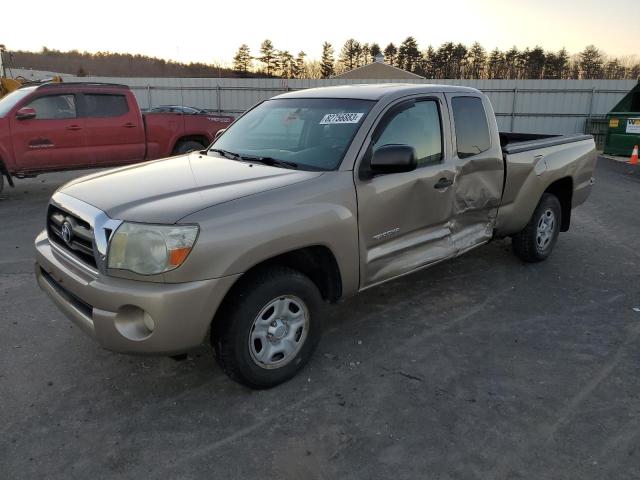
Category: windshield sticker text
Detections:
[{"x1": 320, "y1": 112, "x2": 364, "y2": 125}]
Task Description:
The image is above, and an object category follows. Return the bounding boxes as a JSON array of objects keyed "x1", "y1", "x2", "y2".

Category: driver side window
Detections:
[
  {"x1": 25, "y1": 94, "x2": 77, "y2": 120},
  {"x1": 373, "y1": 100, "x2": 442, "y2": 166}
]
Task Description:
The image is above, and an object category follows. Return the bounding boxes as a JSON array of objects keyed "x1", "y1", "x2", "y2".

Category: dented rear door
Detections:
[{"x1": 445, "y1": 93, "x2": 504, "y2": 253}]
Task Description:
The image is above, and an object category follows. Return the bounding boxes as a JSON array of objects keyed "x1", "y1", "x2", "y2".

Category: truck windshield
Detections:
[
  {"x1": 0, "y1": 87, "x2": 36, "y2": 117},
  {"x1": 210, "y1": 98, "x2": 375, "y2": 170}
]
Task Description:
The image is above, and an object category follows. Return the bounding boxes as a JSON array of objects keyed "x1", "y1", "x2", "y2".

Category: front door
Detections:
[
  {"x1": 10, "y1": 93, "x2": 86, "y2": 172},
  {"x1": 355, "y1": 95, "x2": 458, "y2": 288}
]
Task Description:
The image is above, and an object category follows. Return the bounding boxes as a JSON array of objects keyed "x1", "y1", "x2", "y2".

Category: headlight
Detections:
[{"x1": 107, "y1": 222, "x2": 199, "y2": 275}]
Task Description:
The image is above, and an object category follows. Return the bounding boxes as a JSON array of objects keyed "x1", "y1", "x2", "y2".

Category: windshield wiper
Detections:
[
  {"x1": 208, "y1": 148, "x2": 241, "y2": 160},
  {"x1": 239, "y1": 155, "x2": 299, "y2": 169}
]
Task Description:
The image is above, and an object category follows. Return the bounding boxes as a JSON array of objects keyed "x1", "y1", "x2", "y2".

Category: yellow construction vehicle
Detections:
[
  {"x1": 0, "y1": 44, "x2": 23, "y2": 98},
  {"x1": 1, "y1": 45, "x2": 63, "y2": 99}
]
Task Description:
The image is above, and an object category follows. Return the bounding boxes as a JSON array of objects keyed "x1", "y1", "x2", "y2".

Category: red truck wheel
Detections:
[{"x1": 173, "y1": 140, "x2": 205, "y2": 155}]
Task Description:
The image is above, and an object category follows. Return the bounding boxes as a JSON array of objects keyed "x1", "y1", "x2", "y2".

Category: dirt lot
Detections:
[{"x1": 1, "y1": 158, "x2": 639, "y2": 479}]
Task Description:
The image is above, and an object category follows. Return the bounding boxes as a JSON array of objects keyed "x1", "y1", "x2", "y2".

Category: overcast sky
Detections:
[{"x1": 4, "y1": 0, "x2": 639, "y2": 64}]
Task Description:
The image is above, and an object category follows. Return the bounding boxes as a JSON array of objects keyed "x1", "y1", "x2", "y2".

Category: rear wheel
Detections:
[
  {"x1": 512, "y1": 193, "x2": 562, "y2": 262},
  {"x1": 173, "y1": 140, "x2": 205, "y2": 155},
  {"x1": 213, "y1": 267, "x2": 322, "y2": 389}
]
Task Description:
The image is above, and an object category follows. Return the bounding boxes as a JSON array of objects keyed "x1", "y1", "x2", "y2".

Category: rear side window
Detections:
[
  {"x1": 26, "y1": 94, "x2": 76, "y2": 120},
  {"x1": 451, "y1": 96, "x2": 490, "y2": 158},
  {"x1": 83, "y1": 94, "x2": 129, "y2": 118},
  {"x1": 373, "y1": 100, "x2": 443, "y2": 166}
]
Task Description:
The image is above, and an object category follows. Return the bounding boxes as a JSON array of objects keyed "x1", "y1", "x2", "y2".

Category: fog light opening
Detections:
[{"x1": 143, "y1": 312, "x2": 155, "y2": 332}]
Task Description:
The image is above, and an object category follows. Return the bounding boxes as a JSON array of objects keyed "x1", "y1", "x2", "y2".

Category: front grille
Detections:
[{"x1": 47, "y1": 205, "x2": 97, "y2": 268}]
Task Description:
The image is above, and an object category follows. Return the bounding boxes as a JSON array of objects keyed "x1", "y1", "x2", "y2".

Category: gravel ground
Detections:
[{"x1": 1, "y1": 157, "x2": 639, "y2": 479}]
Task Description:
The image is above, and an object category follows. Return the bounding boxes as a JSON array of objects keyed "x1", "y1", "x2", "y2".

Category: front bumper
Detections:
[{"x1": 35, "y1": 230, "x2": 240, "y2": 355}]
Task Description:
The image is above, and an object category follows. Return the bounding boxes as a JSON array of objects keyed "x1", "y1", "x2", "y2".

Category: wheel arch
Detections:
[
  {"x1": 544, "y1": 176, "x2": 573, "y2": 232},
  {"x1": 172, "y1": 134, "x2": 210, "y2": 154},
  {"x1": 223, "y1": 245, "x2": 343, "y2": 305}
]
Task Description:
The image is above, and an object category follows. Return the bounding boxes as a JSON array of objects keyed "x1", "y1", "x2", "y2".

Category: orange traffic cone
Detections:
[{"x1": 630, "y1": 145, "x2": 639, "y2": 165}]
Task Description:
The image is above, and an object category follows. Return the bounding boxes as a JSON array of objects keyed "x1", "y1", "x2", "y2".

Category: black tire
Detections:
[
  {"x1": 173, "y1": 140, "x2": 205, "y2": 155},
  {"x1": 512, "y1": 193, "x2": 562, "y2": 262},
  {"x1": 213, "y1": 267, "x2": 323, "y2": 389}
]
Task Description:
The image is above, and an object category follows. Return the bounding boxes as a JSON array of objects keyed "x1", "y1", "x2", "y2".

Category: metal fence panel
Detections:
[{"x1": 79, "y1": 76, "x2": 637, "y2": 134}]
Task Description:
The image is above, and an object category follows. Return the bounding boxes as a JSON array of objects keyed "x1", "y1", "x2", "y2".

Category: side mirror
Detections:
[
  {"x1": 370, "y1": 144, "x2": 417, "y2": 174},
  {"x1": 16, "y1": 107, "x2": 37, "y2": 120},
  {"x1": 214, "y1": 128, "x2": 226, "y2": 140}
]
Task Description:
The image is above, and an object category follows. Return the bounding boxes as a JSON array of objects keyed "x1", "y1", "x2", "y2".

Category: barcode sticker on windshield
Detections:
[{"x1": 320, "y1": 112, "x2": 364, "y2": 125}]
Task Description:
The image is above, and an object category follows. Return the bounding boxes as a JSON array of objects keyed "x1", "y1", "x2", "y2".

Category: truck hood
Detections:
[{"x1": 59, "y1": 153, "x2": 323, "y2": 223}]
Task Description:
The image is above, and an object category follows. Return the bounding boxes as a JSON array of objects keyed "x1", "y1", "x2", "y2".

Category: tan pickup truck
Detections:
[{"x1": 35, "y1": 84, "x2": 597, "y2": 388}]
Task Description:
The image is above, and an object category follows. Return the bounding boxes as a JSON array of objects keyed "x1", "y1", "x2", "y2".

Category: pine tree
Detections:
[
  {"x1": 420, "y1": 46, "x2": 436, "y2": 78},
  {"x1": 383, "y1": 43, "x2": 397, "y2": 66},
  {"x1": 487, "y1": 48, "x2": 504, "y2": 79},
  {"x1": 526, "y1": 46, "x2": 545, "y2": 79},
  {"x1": 276, "y1": 50, "x2": 294, "y2": 78},
  {"x1": 436, "y1": 42, "x2": 455, "y2": 78},
  {"x1": 320, "y1": 42, "x2": 335, "y2": 78},
  {"x1": 398, "y1": 36, "x2": 421, "y2": 72},
  {"x1": 359, "y1": 43, "x2": 368, "y2": 66},
  {"x1": 452, "y1": 43, "x2": 468, "y2": 78},
  {"x1": 504, "y1": 46, "x2": 520, "y2": 79},
  {"x1": 556, "y1": 48, "x2": 570, "y2": 79},
  {"x1": 468, "y1": 42, "x2": 487, "y2": 79},
  {"x1": 579, "y1": 45, "x2": 604, "y2": 79},
  {"x1": 293, "y1": 51, "x2": 306, "y2": 78},
  {"x1": 258, "y1": 39, "x2": 276, "y2": 76},
  {"x1": 232, "y1": 44, "x2": 252, "y2": 74},
  {"x1": 339, "y1": 39, "x2": 361, "y2": 71},
  {"x1": 369, "y1": 43, "x2": 382, "y2": 60}
]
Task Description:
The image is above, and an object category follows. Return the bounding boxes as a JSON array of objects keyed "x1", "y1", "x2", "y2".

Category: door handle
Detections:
[
  {"x1": 434, "y1": 178, "x2": 453, "y2": 189},
  {"x1": 66, "y1": 125, "x2": 82, "y2": 131},
  {"x1": 122, "y1": 123, "x2": 136, "y2": 128}
]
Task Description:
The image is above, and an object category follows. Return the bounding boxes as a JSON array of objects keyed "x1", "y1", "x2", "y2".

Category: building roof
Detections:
[
  {"x1": 276, "y1": 83, "x2": 481, "y2": 101},
  {"x1": 333, "y1": 62, "x2": 424, "y2": 80}
]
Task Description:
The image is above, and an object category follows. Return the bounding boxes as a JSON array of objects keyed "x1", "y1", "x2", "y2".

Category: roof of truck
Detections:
[
  {"x1": 19, "y1": 82, "x2": 130, "y2": 90},
  {"x1": 275, "y1": 83, "x2": 481, "y2": 101}
]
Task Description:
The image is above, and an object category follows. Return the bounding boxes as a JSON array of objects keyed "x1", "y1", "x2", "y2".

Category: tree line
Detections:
[
  {"x1": 6, "y1": 47, "x2": 254, "y2": 78},
  {"x1": 234, "y1": 38, "x2": 640, "y2": 80},
  {"x1": 6, "y1": 43, "x2": 638, "y2": 81}
]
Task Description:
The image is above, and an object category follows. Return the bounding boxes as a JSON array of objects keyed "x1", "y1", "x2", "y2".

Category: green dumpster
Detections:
[{"x1": 604, "y1": 82, "x2": 640, "y2": 156}]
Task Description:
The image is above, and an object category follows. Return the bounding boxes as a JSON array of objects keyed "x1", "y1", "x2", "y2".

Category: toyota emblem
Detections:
[{"x1": 61, "y1": 221, "x2": 73, "y2": 245}]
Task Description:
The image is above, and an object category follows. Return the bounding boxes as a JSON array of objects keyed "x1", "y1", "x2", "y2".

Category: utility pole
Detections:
[{"x1": 0, "y1": 44, "x2": 7, "y2": 78}]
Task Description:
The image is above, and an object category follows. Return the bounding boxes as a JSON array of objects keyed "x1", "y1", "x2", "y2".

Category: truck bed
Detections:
[{"x1": 500, "y1": 132, "x2": 594, "y2": 154}]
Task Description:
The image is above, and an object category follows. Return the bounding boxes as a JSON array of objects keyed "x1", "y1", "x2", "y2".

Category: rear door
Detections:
[
  {"x1": 78, "y1": 92, "x2": 145, "y2": 165},
  {"x1": 9, "y1": 93, "x2": 86, "y2": 172},
  {"x1": 445, "y1": 94, "x2": 504, "y2": 252},
  {"x1": 354, "y1": 95, "x2": 458, "y2": 287}
]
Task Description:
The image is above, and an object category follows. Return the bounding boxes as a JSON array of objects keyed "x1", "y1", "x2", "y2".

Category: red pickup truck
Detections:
[{"x1": 0, "y1": 82, "x2": 233, "y2": 193}]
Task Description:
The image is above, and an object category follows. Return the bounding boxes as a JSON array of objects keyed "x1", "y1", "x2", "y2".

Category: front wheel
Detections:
[
  {"x1": 173, "y1": 140, "x2": 205, "y2": 155},
  {"x1": 512, "y1": 193, "x2": 562, "y2": 262},
  {"x1": 213, "y1": 267, "x2": 323, "y2": 389}
]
